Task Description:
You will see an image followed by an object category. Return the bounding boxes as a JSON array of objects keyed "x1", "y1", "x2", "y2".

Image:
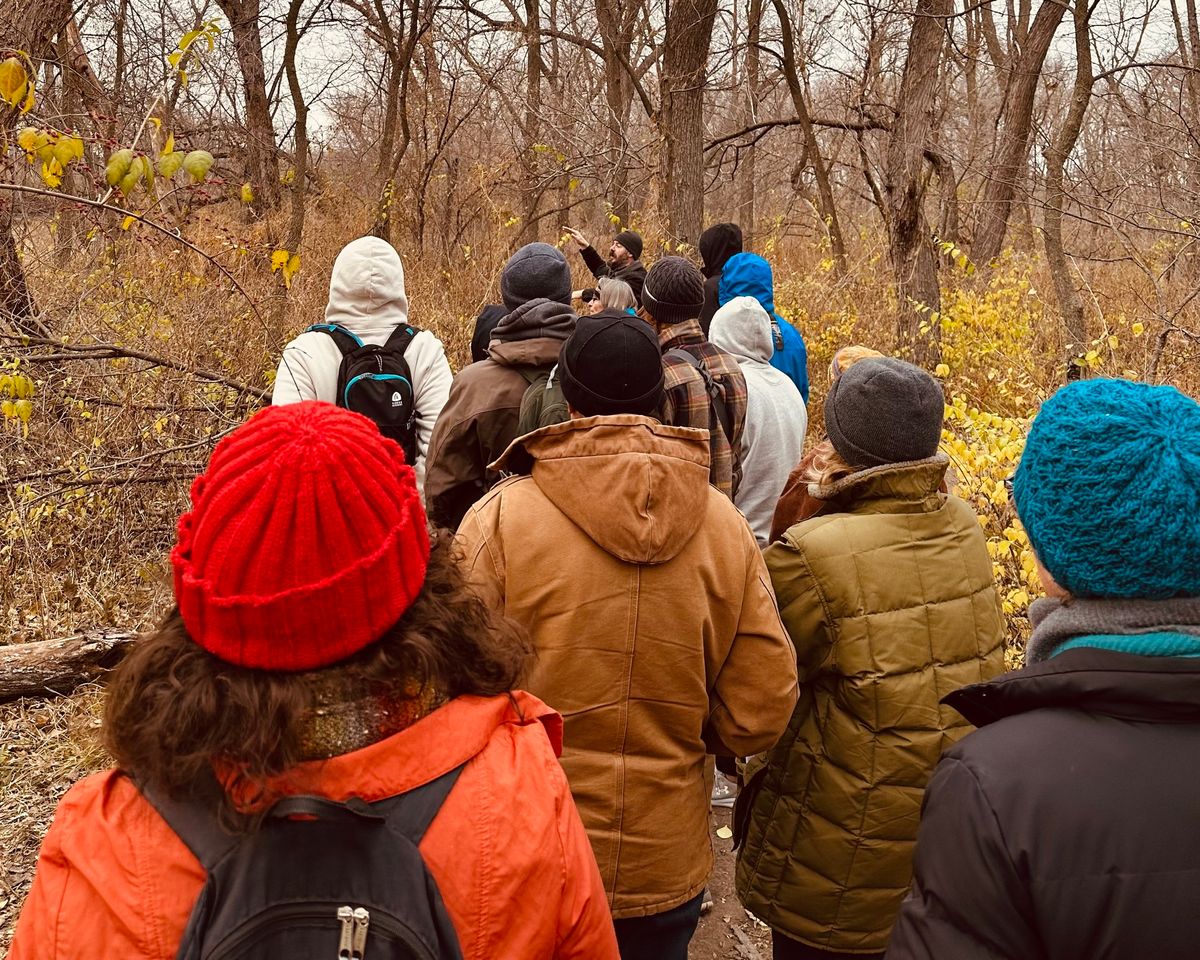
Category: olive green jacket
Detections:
[{"x1": 735, "y1": 455, "x2": 1005, "y2": 953}]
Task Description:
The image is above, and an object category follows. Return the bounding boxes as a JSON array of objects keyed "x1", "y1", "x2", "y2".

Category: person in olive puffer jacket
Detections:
[
  {"x1": 887, "y1": 377, "x2": 1200, "y2": 960},
  {"x1": 735, "y1": 358, "x2": 1005, "y2": 960}
]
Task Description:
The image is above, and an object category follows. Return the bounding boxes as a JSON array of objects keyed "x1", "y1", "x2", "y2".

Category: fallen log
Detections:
[{"x1": 0, "y1": 630, "x2": 138, "y2": 703}]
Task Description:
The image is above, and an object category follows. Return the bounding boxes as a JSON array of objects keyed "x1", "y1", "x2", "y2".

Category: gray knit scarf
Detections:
[{"x1": 1027, "y1": 596, "x2": 1200, "y2": 663}]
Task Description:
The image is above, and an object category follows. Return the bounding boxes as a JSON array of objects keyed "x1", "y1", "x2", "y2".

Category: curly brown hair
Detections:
[{"x1": 104, "y1": 533, "x2": 531, "y2": 813}]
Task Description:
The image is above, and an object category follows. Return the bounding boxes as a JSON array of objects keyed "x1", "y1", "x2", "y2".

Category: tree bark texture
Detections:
[
  {"x1": 1, "y1": 0, "x2": 73, "y2": 333},
  {"x1": 884, "y1": 0, "x2": 950, "y2": 365},
  {"x1": 660, "y1": 0, "x2": 719, "y2": 247},
  {"x1": 0, "y1": 630, "x2": 136, "y2": 703},
  {"x1": 216, "y1": 0, "x2": 281, "y2": 210},
  {"x1": 1042, "y1": 0, "x2": 1092, "y2": 356},
  {"x1": 519, "y1": 0, "x2": 544, "y2": 243},
  {"x1": 596, "y1": 0, "x2": 638, "y2": 224},
  {"x1": 738, "y1": 0, "x2": 762, "y2": 236},
  {"x1": 971, "y1": 0, "x2": 1069, "y2": 265},
  {"x1": 772, "y1": 0, "x2": 846, "y2": 273}
]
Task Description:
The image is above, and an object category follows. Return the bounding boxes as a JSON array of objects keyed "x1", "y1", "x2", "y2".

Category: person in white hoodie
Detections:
[
  {"x1": 709, "y1": 296, "x2": 808, "y2": 546},
  {"x1": 272, "y1": 236, "x2": 453, "y2": 495}
]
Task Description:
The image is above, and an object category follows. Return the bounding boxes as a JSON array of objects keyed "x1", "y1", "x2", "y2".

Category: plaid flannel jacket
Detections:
[{"x1": 658, "y1": 318, "x2": 747, "y2": 499}]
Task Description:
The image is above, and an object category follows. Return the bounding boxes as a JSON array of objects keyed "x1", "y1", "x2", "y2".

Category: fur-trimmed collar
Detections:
[{"x1": 809, "y1": 452, "x2": 950, "y2": 502}]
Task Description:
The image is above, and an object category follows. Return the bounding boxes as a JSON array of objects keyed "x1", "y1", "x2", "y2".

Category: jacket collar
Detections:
[
  {"x1": 657, "y1": 317, "x2": 706, "y2": 350},
  {"x1": 944, "y1": 648, "x2": 1200, "y2": 727},
  {"x1": 810, "y1": 453, "x2": 949, "y2": 505}
]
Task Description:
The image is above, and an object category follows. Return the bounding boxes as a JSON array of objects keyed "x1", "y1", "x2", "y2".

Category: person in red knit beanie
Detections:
[{"x1": 10, "y1": 401, "x2": 619, "y2": 960}]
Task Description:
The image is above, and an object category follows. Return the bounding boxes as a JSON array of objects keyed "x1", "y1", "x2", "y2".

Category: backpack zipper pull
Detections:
[
  {"x1": 337, "y1": 906, "x2": 354, "y2": 960},
  {"x1": 351, "y1": 907, "x2": 370, "y2": 960}
]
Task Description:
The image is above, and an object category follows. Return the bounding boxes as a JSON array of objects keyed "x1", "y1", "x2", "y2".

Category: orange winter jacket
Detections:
[{"x1": 9, "y1": 692, "x2": 619, "y2": 960}]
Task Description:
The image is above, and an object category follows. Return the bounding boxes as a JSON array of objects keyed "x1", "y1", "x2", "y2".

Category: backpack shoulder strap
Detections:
[
  {"x1": 517, "y1": 366, "x2": 547, "y2": 386},
  {"x1": 137, "y1": 771, "x2": 240, "y2": 872},
  {"x1": 383, "y1": 324, "x2": 419, "y2": 354},
  {"x1": 306, "y1": 323, "x2": 364, "y2": 357},
  {"x1": 667, "y1": 348, "x2": 734, "y2": 441},
  {"x1": 382, "y1": 763, "x2": 466, "y2": 844}
]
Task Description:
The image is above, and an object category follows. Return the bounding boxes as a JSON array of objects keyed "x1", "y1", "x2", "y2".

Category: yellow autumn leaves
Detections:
[
  {"x1": 105, "y1": 142, "x2": 214, "y2": 197},
  {"x1": 1, "y1": 372, "x2": 35, "y2": 425},
  {"x1": 17, "y1": 127, "x2": 85, "y2": 188},
  {"x1": 0, "y1": 54, "x2": 36, "y2": 113},
  {"x1": 271, "y1": 249, "x2": 302, "y2": 288}
]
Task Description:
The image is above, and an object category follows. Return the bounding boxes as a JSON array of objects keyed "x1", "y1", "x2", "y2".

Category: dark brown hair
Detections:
[{"x1": 105, "y1": 533, "x2": 531, "y2": 810}]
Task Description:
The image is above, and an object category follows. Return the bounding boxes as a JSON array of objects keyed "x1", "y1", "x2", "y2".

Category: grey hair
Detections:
[{"x1": 596, "y1": 277, "x2": 637, "y2": 313}]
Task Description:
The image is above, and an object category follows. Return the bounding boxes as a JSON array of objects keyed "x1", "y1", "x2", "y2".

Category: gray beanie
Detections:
[
  {"x1": 824, "y1": 357, "x2": 945, "y2": 468},
  {"x1": 500, "y1": 243, "x2": 572, "y2": 310}
]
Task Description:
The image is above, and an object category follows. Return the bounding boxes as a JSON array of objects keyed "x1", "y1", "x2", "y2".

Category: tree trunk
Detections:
[
  {"x1": 216, "y1": 0, "x2": 281, "y2": 211},
  {"x1": 0, "y1": 0, "x2": 72, "y2": 334},
  {"x1": 0, "y1": 630, "x2": 136, "y2": 703},
  {"x1": 884, "y1": 0, "x2": 951, "y2": 365},
  {"x1": 771, "y1": 0, "x2": 846, "y2": 272},
  {"x1": 972, "y1": 0, "x2": 1069, "y2": 265},
  {"x1": 596, "y1": 0, "x2": 638, "y2": 225},
  {"x1": 660, "y1": 0, "x2": 719, "y2": 247},
  {"x1": 1042, "y1": 0, "x2": 1092, "y2": 360},
  {"x1": 738, "y1": 0, "x2": 762, "y2": 238},
  {"x1": 519, "y1": 0, "x2": 544, "y2": 244}
]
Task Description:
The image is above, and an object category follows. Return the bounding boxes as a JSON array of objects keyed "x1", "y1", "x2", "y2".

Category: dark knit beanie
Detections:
[
  {"x1": 615, "y1": 231, "x2": 643, "y2": 261},
  {"x1": 557, "y1": 310, "x2": 664, "y2": 416},
  {"x1": 642, "y1": 256, "x2": 705, "y2": 326},
  {"x1": 500, "y1": 242, "x2": 572, "y2": 310},
  {"x1": 825, "y1": 357, "x2": 944, "y2": 468},
  {"x1": 1014, "y1": 378, "x2": 1200, "y2": 599}
]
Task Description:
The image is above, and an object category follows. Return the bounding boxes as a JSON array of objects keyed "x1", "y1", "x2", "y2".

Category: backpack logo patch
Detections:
[{"x1": 391, "y1": 391, "x2": 403, "y2": 407}]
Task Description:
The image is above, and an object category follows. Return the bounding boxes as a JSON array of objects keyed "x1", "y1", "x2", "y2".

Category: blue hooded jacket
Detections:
[{"x1": 719, "y1": 254, "x2": 809, "y2": 403}]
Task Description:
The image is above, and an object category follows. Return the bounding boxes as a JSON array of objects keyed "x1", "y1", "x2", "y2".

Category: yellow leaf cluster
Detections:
[
  {"x1": 17, "y1": 128, "x2": 85, "y2": 188},
  {"x1": 0, "y1": 55, "x2": 35, "y2": 113},
  {"x1": 270, "y1": 249, "x2": 301, "y2": 288}
]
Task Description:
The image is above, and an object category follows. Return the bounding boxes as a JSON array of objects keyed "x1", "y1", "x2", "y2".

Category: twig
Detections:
[
  {"x1": 0, "y1": 182, "x2": 263, "y2": 322},
  {"x1": 1, "y1": 333, "x2": 269, "y2": 399}
]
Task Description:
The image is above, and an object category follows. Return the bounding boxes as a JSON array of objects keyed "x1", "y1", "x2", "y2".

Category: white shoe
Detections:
[{"x1": 711, "y1": 770, "x2": 737, "y2": 808}]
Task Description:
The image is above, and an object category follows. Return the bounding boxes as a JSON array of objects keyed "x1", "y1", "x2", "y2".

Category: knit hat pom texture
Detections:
[
  {"x1": 172, "y1": 402, "x2": 430, "y2": 670},
  {"x1": 1014, "y1": 378, "x2": 1200, "y2": 599}
]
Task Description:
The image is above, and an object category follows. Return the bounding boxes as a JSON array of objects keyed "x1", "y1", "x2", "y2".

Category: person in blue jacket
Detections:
[{"x1": 719, "y1": 253, "x2": 809, "y2": 403}]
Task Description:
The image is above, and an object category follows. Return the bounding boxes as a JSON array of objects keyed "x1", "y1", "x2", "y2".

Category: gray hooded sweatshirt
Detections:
[{"x1": 710, "y1": 296, "x2": 808, "y2": 544}]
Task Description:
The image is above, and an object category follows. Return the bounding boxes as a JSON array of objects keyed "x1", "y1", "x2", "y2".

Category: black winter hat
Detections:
[
  {"x1": 500, "y1": 242, "x2": 573, "y2": 310},
  {"x1": 615, "y1": 231, "x2": 643, "y2": 261},
  {"x1": 824, "y1": 357, "x2": 945, "y2": 468},
  {"x1": 557, "y1": 310, "x2": 664, "y2": 416},
  {"x1": 698, "y1": 223, "x2": 743, "y2": 278},
  {"x1": 642, "y1": 256, "x2": 705, "y2": 326}
]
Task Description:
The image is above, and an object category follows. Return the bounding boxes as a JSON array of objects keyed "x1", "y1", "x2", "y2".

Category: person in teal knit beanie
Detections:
[
  {"x1": 887, "y1": 377, "x2": 1200, "y2": 960},
  {"x1": 1013, "y1": 376, "x2": 1200, "y2": 602}
]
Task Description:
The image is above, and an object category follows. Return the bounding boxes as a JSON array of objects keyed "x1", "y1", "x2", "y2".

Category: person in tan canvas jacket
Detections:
[{"x1": 457, "y1": 311, "x2": 799, "y2": 960}]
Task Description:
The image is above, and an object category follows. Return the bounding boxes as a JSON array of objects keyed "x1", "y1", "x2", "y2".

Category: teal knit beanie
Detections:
[{"x1": 1013, "y1": 378, "x2": 1200, "y2": 599}]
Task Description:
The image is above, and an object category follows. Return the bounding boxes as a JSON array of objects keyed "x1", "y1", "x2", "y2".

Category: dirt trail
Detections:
[{"x1": 691, "y1": 808, "x2": 773, "y2": 959}]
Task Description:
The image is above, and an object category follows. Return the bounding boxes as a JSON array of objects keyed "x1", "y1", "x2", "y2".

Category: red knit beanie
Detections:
[{"x1": 171, "y1": 401, "x2": 430, "y2": 671}]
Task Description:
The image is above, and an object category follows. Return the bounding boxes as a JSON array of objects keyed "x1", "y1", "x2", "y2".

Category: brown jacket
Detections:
[
  {"x1": 424, "y1": 299, "x2": 575, "y2": 529},
  {"x1": 736, "y1": 455, "x2": 1005, "y2": 952},
  {"x1": 457, "y1": 415, "x2": 799, "y2": 919}
]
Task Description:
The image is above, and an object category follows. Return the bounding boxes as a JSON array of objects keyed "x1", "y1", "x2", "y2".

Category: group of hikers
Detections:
[{"x1": 10, "y1": 223, "x2": 1200, "y2": 960}]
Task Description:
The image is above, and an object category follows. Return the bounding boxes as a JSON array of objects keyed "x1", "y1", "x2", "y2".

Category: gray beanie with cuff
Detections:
[{"x1": 500, "y1": 243, "x2": 573, "y2": 310}]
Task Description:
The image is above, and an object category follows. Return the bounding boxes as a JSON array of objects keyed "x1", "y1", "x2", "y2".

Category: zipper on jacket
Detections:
[
  {"x1": 337, "y1": 906, "x2": 354, "y2": 960},
  {"x1": 351, "y1": 907, "x2": 370, "y2": 959}
]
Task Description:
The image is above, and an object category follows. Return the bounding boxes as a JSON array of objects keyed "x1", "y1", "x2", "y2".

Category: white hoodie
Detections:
[
  {"x1": 710, "y1": 296, "x2": 808, "y2": 545},
  {"x1": 272, "y1": 236, "x2": 453, "y2": 496}
]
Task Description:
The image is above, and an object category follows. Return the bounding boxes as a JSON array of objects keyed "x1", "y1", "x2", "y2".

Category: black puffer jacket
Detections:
[{"x1": 887, "y1": 647, "x2": 1200, "y2": 960}]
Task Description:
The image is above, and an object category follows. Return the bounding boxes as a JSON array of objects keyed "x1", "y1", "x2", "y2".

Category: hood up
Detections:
[
  {"x1": 491, "y1": 415, "x2": 712, "y2": 564},
  {"x1": 699, "y1": 223, "x2": 743, "y2": 278},
  {"x1": 944, "y1": 647, "x2": 1200, "y2": 727},
  {"x1": 324, "y1": 236, "x2": 409, "y2": 338},
  {"x1": 709, "y1": 296, "x2": 773, "y2": 364},
  {"x1": 719, "y1": 252, "x2": 778, "y2": 316}
]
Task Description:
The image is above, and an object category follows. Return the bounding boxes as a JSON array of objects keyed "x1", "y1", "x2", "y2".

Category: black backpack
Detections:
[
  {"x1": 141, "y1": 765, "x2": 465, "y2": 960},
  {"x1": 308, "y1": 323, "x2": 420, "y2": 466}
]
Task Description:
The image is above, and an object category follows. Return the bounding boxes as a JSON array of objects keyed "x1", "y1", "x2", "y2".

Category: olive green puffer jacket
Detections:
[{"x1": 735, "y1": 455, "x2": 1005, "y2": 953}]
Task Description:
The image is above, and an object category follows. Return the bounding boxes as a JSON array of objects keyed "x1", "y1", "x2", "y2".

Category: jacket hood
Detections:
[
  {"x1": 491, "y1": 415, "x2": 713, "y2": 564},
  {"x1": 719, "y1": 253, "x2": 776, "y2": 314},
  {"x1": 699, "y1": 223, "x2": 743, "y2": 278},
  {"x1": 492, "y1": 297, "x2": 576, "y2": 345},
  {"x1": 709, "y1": 296, "x2": 773, "y2": 364},
  {"x1": 324, "y1": 236, "x2": 408, "y2": 336},
  {"x1": 944, "y1": 647, "x2": 1200, "y2": 726}
]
